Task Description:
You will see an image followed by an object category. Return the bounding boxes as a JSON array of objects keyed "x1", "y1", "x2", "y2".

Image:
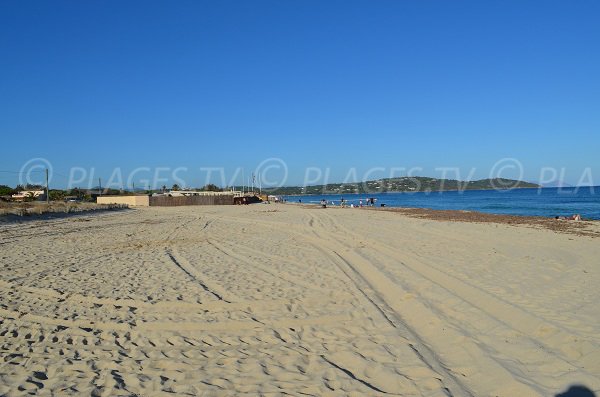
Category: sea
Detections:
[{"x1": 283, "y1": 187, "x2": 600, "y2": 220}]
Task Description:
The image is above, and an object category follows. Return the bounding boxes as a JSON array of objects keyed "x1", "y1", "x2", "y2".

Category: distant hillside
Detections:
[{"x1": 263, "y1": 177, "x2": 540, "y2": 195}]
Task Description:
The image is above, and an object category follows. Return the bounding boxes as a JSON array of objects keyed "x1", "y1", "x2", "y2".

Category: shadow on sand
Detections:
[{"x1": 556, "y1": 385, "x2": 596, "y2": 397}]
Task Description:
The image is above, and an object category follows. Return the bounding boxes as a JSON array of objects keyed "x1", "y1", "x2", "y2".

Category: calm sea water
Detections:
[{"x1": 284, "y1": 187, "x2": 600, "y2": 220}]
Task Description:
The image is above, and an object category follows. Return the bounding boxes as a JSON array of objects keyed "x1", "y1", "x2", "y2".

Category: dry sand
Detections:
[{"x1": 0, "y1": 204, "x2": 598, "y2": 396}]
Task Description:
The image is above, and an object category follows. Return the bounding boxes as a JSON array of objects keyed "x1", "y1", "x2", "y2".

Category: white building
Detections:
[{"x1": 11, "y1": 190, "x2": 46, "y2": 201}]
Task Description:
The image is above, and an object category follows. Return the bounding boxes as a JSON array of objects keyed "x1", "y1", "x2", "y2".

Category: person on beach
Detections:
[
  {"x1": 321, "y1": 199, "x2": 327, "y2": 208},
  {"x1": 555, "y1": 214, "x2": 582, "y2": 221}
]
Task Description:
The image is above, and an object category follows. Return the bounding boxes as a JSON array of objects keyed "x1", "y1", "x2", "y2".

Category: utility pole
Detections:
[
  {"x1": 45, "y1": 168, "x2": 49, "y2": 204},
  {"x1": 132, "y1": 182, "x2": 135, "y2": 193},
  {"x1": 99, "y1": 178, "x2": 102, "y2": 196}
]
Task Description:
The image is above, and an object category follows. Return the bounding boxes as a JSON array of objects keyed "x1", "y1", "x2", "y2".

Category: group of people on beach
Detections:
[
  {"x1": 555, "y1": 214, "x2": 582, "y2": 221},
  {"x1": 320, "y1": 197, "x2": 380, "y2": 209}
]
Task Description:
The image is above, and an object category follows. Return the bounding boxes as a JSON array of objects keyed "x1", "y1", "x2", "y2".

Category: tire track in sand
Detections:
[
  {"x1": 309, "y1": 209, "x2": 600, "y2": 395},
  {"x1": 161, "y1": 214, "x2": 239, "y2": 304},
  {"x1": 317, "y1": 210, "x2": 600, "y2": 377},
  {"x1": 299, "y1": 210, "x2": 552, "y2": 396}
]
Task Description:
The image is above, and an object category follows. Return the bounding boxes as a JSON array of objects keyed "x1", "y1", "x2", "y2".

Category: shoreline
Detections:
[
  {"x1": 374, "y1": 206, "x2": 600, "y2": 238},
  {"x1": 282, "y1": 187, "x2": 600, "y2": 221},
  {"x1": 293, "y1": 202, "x2": 600, "y2": 238}
]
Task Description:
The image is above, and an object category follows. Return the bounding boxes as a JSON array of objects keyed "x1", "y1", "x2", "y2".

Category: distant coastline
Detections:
[
  {"x1": 282, "y1": 186, "x2": 542, "y2": 197},
  {"x1": 263, "y1": 177, "x2": 540, "y2": 196}
]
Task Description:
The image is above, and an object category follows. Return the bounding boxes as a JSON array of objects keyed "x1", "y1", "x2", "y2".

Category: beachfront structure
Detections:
[
  {"x1": 11, "y1": 190, "x2": 46, "y2": 201},
  {"x1": 154, "y1": 190, "x2": 244, "y2": 197},
  {"x1": 97, "y1": 195, "x2": 152, "y2": 206},
  {"x1": 97, "y1": 191, "x2": 238, "y2": 207}
]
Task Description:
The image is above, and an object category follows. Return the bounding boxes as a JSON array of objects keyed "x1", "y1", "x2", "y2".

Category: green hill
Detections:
[{"x1": 262, "y1": 177, "x2": 539, "y2": 195}]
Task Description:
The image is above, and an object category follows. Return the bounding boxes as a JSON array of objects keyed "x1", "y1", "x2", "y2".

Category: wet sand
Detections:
[
  {"x1": 370, "y1": 206, "x2": 600, "y2": 238},
  {"x1": 1, "y1": 204, "x2": 599, "y2": 396}
]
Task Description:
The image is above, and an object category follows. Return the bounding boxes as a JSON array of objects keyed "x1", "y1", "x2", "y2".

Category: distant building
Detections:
[
  {"x1": 11, "y1": 190, "x2": 46, "y2": 201},
  {"x1": 268, "y1": 195, "x2": 282, "y2": 202},
  {"x1": 152, "y1": 190, "x2": 244, "y2": 197},
  {"x1": 98, "y1": 191, "x2": 237, "y2": 206}
]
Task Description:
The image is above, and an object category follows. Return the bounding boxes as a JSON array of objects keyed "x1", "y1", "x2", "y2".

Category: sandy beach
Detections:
[{"x1": 1, "y1": 204, "x2": 598, "y2": 396}]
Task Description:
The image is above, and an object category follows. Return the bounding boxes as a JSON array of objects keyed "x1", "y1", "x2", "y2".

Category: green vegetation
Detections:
[
  {"x1": 0, "y1": 201, "x2": 129, "y2": 217},
  {"x1": 48, "y1": 189, "x2": 66, "y2": 201},
  {"x1": 200, "y1": 183, "x2": 222, "y2": 192},
  {"x1": 262, "y1": 177, "x2": 540, "y2": 195},
  {"x1": 0, "y1": 185, "x2": 15, "y2": 196},
  {"x1": 0, "y1": 184, "x2": 126, "y2": 202}
]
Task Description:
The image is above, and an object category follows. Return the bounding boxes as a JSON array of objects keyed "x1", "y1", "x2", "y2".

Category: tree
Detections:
[
  {"x1": 106, "y1": 188, "x2": 120, "y2": 195},
  {"x1": 69, "y1": 188, "x2": 85, "y2": 199},
  {"x1": 171, "y1": 184, "x2": 180, "y2": 191},
  {"x1": 202, "y1": 183, "x2": 222, "y2": 192},
  {"x1": 0, "y1": 185, "x2": 15, "y2": 196},
  {"x1": 48, "y1": 190, "x2": 66, "y2": 201}
]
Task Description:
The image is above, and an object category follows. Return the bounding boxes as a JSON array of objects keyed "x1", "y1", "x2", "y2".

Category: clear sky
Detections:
[{"x1": 1, "y1": 0, "x2": 599, "y2": 188}]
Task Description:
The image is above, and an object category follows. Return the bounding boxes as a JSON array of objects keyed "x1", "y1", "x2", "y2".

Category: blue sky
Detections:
[{"x1": 1, "y1": 0, "x2": 598, "y2": 188}]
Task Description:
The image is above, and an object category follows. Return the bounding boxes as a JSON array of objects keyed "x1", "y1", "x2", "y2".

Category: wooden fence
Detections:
[{"x1": 149, "y1": 195, "x2": 234, "y2": 206}]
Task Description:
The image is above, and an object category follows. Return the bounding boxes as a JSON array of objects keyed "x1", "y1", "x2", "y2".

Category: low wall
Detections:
[
  {"x1": 97, "y1": 195, "x2": 150, "y2": 206},
  {"x1": 233, "y1": 195, "x2": 262, "y2": 205},
  {"x1": 149, "y1": 195, "x2": 234, "y2": 206}
]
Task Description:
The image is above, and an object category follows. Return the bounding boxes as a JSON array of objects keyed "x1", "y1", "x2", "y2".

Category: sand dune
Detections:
[{"x1": 1, "y1": 204, "x2": 598, "y2": 396}]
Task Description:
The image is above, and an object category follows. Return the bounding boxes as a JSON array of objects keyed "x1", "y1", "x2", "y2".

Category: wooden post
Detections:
[{"x1": 45, "y1": 168, "x2": 49, "y2": 204}]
